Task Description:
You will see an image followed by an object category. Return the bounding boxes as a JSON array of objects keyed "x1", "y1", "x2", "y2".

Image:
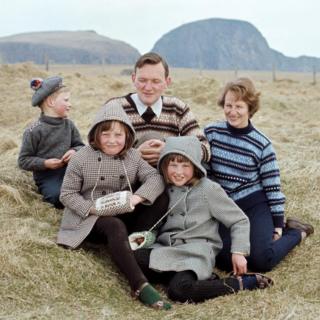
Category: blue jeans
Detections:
[
  {"x1": 33, "y1": 167, "x2": 66, "y2": 209},
  {"x1": 216, "y1": 200, "x2": 301, "y2": 272}
]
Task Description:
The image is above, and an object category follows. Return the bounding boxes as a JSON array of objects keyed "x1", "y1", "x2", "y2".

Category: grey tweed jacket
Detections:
[
  {"x1": 57, "y1": 145, "x2": 164, "y2": 248},
  {"x1": 150, "y1": 178, "x2": 250, "y2": 280}
]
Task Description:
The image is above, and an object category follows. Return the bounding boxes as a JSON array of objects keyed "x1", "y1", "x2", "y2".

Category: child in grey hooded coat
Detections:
[{"x1": 134, "y1": 136, "x2": 273, "y2": 303}]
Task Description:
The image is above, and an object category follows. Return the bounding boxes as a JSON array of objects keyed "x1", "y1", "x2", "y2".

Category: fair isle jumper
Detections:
[
  {"x1": 204, "y1": 121, "x2": 285, "y2": 227},
  {"x1": 101, "y1": 94, "x2": 210, "y2": 162}
]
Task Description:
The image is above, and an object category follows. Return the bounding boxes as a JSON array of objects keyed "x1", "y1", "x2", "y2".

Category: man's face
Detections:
[{"x1": 132, "y1": 62, "x2": 171, "y2": 106}]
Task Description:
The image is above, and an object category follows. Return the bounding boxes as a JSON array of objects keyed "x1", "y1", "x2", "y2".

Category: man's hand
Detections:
[
  {"x1": 137, "y1": 139, "x2": 165, "y2": 166},
  {"x1": 232, "y1": 253, "x2": 247, "y2": 275},
  {"x1": 44, "y1": 158, "x2": 65, "y2": 169},
  {"x1": 61, "y1": 149, "x2": 76, "y2": 163}
]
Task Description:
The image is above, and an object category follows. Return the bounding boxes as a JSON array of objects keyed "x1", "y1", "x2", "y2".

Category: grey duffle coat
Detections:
[{"x1": 150, "y1": 179, "x2": 250, "y2": 280}]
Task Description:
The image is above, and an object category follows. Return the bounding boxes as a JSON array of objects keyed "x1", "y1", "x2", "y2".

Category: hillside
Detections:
[
  {"x1": 152, "y1": 18, "x2": 320, "y2": 72},
  {"x1": 0, "y1": 63, "x2": 319, "y2": 319},
  {"x1": 0, "y1": 30, "x2": 140, "y2": 64}
]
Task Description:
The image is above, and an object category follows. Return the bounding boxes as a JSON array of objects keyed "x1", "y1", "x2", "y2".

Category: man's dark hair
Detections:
[{"x1": 134, "y1": 52, "x2": 169, "y2": 78}]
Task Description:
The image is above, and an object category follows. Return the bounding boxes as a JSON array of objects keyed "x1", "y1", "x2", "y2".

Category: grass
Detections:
[{"x1": 0, "y1": 63, "x2": 319, "y2": 319}]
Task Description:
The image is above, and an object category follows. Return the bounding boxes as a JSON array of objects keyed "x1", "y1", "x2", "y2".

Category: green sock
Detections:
[{"x1": 138, "y1": 283, "x2": 171, "y2": 310}]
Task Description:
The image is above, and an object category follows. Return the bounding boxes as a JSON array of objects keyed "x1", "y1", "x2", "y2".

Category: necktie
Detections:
[{"x1": 141, "y1": 107, "x2": 156, "y2": 123}]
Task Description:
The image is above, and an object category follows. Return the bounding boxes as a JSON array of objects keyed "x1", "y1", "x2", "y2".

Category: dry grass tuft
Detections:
[
  {"x1": 0, "y1": 138, "x2": 17, "y2": 153},
  {"x1": 0, "y1": 184, "x2": 25, "y2": 205},
  {"x1": 0, "y1": 63, "x2": 319, "y2": 319}
]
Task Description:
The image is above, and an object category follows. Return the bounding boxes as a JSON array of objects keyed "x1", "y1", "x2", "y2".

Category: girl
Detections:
[
  {"x1": 57, "y1": 104, "x2": 171, "y2": 310},
  {"x1": 134, "y1": 136, "x2": 273, "y2": 303},
  {"x1": 204, "y1": 77, "x2": 314, "y2": 272}
]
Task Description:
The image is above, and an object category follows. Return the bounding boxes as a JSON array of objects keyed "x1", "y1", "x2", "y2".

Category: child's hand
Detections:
[
  {"x1": 130, "y1": 194, "x2": 144, "y2": 208},
  {"x1": 61, "y1": 149, "x2": 76, "y2": 163},
  {"x1": 44, "y1": 158, "x2": 64, "y2": 169},
  {"x1": 231, "y1": 253, "x2": 247, "y2": 275}
]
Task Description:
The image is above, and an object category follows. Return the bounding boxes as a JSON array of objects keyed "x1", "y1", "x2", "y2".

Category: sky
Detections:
[{"x1": 2, "y1": 0, "x2": 319, "y2": 58}]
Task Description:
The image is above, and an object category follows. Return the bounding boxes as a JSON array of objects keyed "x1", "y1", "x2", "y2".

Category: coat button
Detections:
[
  {"x1": 101, "y1": 191, "x2": 106, "y2": 195},
  {"x1": 119, "y1": 175, "x2": 125, "y2": 179},
  {"x1": 180, "y1": 213, "x2": 185, "y2": 216},
  {"x1": 98, "y1": 157, "x2": 102, "y2": 162},
  {"x1": 100, "y1": 176, "x2": 105, "y2": 180}
]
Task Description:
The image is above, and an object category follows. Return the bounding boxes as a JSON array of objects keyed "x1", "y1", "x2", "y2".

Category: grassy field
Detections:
[{"x1": 0, "y1": 63, "x2": 319, "y2": 320}]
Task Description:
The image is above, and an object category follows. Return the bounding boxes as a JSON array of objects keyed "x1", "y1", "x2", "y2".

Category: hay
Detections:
[
  {"x1": 0, "y1": 184, "x2": 25, "y2": 205},
  {"x1": 0, "y1": 63, "x2": 319, "y2": 319}
]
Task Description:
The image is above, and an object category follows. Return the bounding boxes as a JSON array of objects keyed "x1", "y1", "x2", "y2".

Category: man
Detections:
[{"x1": 101, "y1": 52, "x2": 210, "y2": 166}]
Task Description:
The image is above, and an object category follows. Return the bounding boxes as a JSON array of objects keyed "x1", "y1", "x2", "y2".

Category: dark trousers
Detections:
[
  {"x1": 216, "y1": 200, "x2": 302, "y2": 272},
  {"x1": 134, "y1": 249, "x2": 240, "y2": 303},
  {"x1": 86, "y1": 191, "x2": 169, "y2": 292},
  {"x1": 34, "y1": 167, "x2": 66, "y2": 209}
]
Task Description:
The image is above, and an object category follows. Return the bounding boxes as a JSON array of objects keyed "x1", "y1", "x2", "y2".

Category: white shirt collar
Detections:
[{"x1": 130, "y1": 93, "x2": 162, "y2": 118}]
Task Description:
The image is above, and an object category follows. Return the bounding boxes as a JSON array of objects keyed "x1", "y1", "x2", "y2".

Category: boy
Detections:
[{"x1": 18, "y1": 76, "x2": 84, "y2": 209}]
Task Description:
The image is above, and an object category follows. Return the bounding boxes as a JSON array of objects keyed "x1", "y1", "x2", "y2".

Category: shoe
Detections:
[
  {"x1": 230, "y1": 272, "x2": 274, "y2": 290},
  {"x1": 254, "y1": 273, "x2": 274, "y2": 289},
  {"x1": 286, "y1": 217, "x2": 314, "y2": 237},
  {"x1": 132, "y1": 283, "x2": 172, "y2": 310}
]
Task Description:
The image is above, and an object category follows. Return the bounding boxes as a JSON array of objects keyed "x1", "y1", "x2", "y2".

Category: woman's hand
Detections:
[{"x1": 232, "y1": 253, "x2": 247, "y2": 275}]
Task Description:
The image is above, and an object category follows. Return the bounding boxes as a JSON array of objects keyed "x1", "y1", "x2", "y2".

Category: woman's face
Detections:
[
  {"x1": 167, "y1": 159, "x2": 194, "y2": 187},
  {"x1": 223, "y1": 90, "x2": 250, "y2": 128},
  {"x1": 99, "y1": 121, "x2": 126, "y2": 155}
]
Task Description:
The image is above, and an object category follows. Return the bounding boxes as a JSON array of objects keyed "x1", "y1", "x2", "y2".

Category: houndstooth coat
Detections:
[{"x1": 57, "y1": 103, "x2": 165, "y2": 249}]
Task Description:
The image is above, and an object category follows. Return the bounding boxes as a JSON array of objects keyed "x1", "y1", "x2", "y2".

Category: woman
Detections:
[{"x1": 204, "y1": 78, "x2": 314, "y2": 272}]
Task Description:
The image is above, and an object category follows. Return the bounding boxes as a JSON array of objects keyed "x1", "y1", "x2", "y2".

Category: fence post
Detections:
[
  {"x1": 312, "y1": 64, "x2": 316, "y2": 85},
  {"x1": 272, "y1": 63, "x2": 276, "y2": 82},
  {"x1": 44, "y1": 54, "x2": 49, "y2": 71}
]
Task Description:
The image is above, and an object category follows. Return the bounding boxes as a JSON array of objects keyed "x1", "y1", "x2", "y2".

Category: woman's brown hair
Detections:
[{"x1": 217, "y1": 77, "x2": 261, "y2": 118}]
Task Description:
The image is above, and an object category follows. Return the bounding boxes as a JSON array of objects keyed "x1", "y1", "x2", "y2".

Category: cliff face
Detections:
[
  {"x1": 1, "y1": 24, "x2": 319, "y2": 71},
  {"x1": 0, "y1": 30, "x2": 140, "y2": 64},
  {"x1": 151, "y1": 18, "x2": 320, "y2": 72}
]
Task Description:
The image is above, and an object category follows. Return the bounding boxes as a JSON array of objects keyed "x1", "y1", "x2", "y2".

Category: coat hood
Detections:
[
  {"x1": 88, "y1": 104, "x2": 136, "y2": 144},
  {"x1": 158, "y1": 136, "x2": 206, "y2": 177}
]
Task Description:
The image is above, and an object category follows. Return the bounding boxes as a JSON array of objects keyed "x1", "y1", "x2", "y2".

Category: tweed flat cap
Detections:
[{"x1": 31, "y1": 76, "x2": 65, "y2": 106}]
